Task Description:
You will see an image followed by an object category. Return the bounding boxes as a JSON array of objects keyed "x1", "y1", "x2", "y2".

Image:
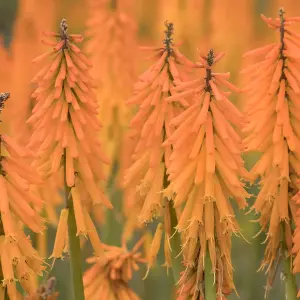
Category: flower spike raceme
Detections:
[
  {"x1": 29, "y1": 19, "x2": 111, "y2": 300},
  {"x1": 165, "y1": 49, "x2": 250, "y2": 300},
  {"x1": 124, "y1": 21, "x2": 196, "y2": 280},
  {"x1": 83, "y1": 237, "x2": 146, "y2": 300},
  {"x1": 243, "y1": 8, "x2": 300, "y2": 298},
  {"x1": 0, "y1": 92, "x2": 46, "y2": 299}
]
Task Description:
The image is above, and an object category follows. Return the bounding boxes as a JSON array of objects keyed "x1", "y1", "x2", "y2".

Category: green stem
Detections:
[
  {"x1": 64, "y1": 153, "x2": 85, "y2": 300},
  {"x1": 67, "y1": 198, "x2": 85, "y2": 300},
  {"x1": 205, "y1": 252, "x2": 216, "y2": 300},
  {"x1": 162, "y1": 159, "x2": 182, "y2": 284},
  {"x1": 110, "y1": 0, "x2": 117, "y2": 10},
  {"x1": 168, "y1": 201, "x2": 182, "y2": 283},
  {"x1": 103, "y1": 160, "x2": 122, "y2": 246},
  {"x1": 283, "y1": 249, "x2": 297, "y2": 300},
  {"x1": 281, "y1": 220, "x2": 298, "y2": 300},
  {"x1": 0, "y1": 138, "x2": 7, "y2": 300}
]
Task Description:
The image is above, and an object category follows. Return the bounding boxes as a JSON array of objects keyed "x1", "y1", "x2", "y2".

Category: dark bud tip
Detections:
[
  {"x1": 207, "y1": 49, "x2": 215, "y2": 66},
  {"x1": 0, "y1": 92, "x2": 10, "y2": 112},
  {"x1": 60, "y1": 18, "x2": 68, "y2": 35},
  {"x1": 163, "y1": 20, "x2": 174, "y2": 56},
  {"x1": 279, "y1": 7, "x2": 285, "y2": 19}
]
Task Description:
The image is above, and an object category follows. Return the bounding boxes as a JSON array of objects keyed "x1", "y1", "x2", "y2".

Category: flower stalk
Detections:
[
  {"x1": 4, "y1": 288, "x2": 8, "y2": 300},
  {"x1": 205, "y1": 251, "x2": 216, "y2": 300},
  {"x1": 283, "y1": 248, "x2": 297, "y2": 300},
  {"x1": 64, "y1": 151, "x2": 85, "y2": 300},
  {"x1": 280, "y1": 10, "x2": 298, "y2": 298}
]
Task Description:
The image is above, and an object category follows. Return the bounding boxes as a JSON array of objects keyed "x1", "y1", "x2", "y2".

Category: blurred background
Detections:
[{"x1": 0, "y1": 0, "x2": 300, "y2": 299}]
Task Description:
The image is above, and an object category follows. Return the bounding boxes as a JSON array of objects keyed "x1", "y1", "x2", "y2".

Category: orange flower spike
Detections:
[
  {"x1": 0, "y1": 92, "x2": 47, "y2": 297},
  {"x1": 243, "y1": 7, "x2": 300, "y2": 292},
  {"x1": 29, "y1": 19, "x2": 111, "y2": 266},
  {"x1": 124, "y1": 21, "x2": 194, "y2": 252},
  {"x1": 165, "y1": 49, "x2": 249, "y2": 298}
]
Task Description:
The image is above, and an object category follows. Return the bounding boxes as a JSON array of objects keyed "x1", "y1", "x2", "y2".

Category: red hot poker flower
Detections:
[
  {"x1": 29, "y1": 21, "x2": 112, "y2": 299},
  {"x1": 0, "y1": 92, "x2": 45, "y2": 299},
  {"x1": 29, "y1": 19, "x2": 112, "y2": 260},
  {"x1": 30, "y1": 19, "x2": 110, "y2": 208},
  {"x1": 243, "y1": 8, "x2": 300, "y2": 294},
  {"x1": 166, "y1": 50, "x2": 250, "y2": 299},
  {"x1": 123, "y1": 21, "x2": 195, "y2": 272}
]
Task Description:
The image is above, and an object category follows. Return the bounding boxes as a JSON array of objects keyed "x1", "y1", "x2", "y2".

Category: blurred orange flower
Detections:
[
  {"x1": 84, "y1": 237, "x2": 146, "y2": 300},
  {"x1": 9, "y1": 0, "x2": 56, "y2": 143},
  {"x1": 86, "y1": 0, "x2": 137, "y2": 172}
]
